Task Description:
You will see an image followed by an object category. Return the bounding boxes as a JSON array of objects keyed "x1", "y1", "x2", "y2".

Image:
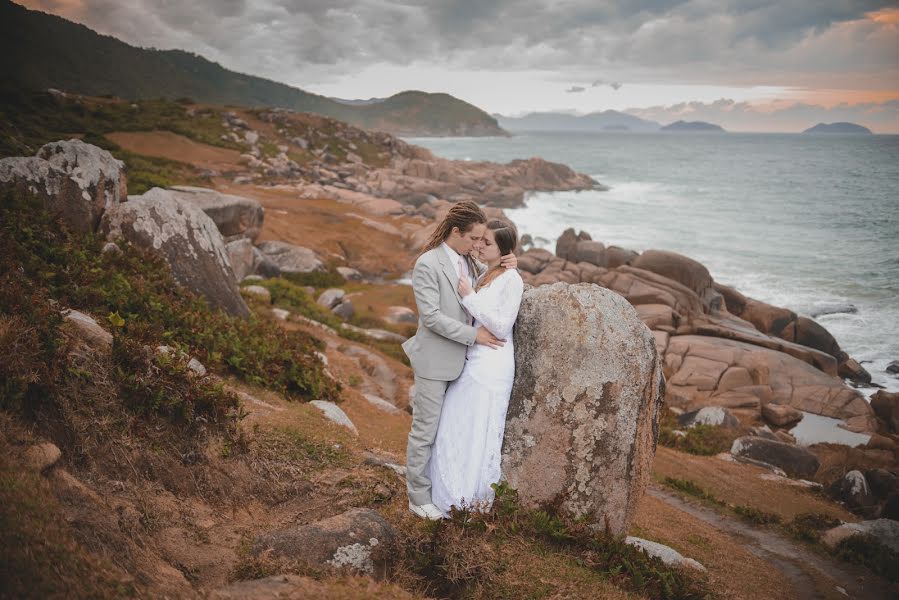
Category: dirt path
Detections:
[{"x1": 647, "y1": 486, "x2": 894, "y2": 600}]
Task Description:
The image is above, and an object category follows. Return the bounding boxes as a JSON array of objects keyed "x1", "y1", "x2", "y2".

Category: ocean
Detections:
[{"x1": 407, "y1": 131, "x2": 899, "y2": 395}]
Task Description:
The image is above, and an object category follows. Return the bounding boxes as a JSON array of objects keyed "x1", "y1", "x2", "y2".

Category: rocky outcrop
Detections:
[
  {"x1": 829, "y1": 471, "x2": 875, "y2": 513},
  {"x1": 762, "y1": 403, "x2": 804, "y2": 427},
  {"x1": 664, "y1": 335, "x2": 874, "y2": 431},
  {"x1": 167, "y1": 186, "x2": 264, "y2": 243},
  {"x1": 871, "y1": 390, "x2": 899, "y2": 434},
  {"x1": 555, "y1": 229, "x2": 636, "y2": 269},
  {"x1": 0, "y1": 139, "x2": 126, "y2": 233},
  {"x1": 254, "y1": 240, "x2": 323, "y2": 275},
  {"x1": 101, "y1": 187, "x2": 250, "y2": 318},
  {"x1": 251, "y1": 508, "x2": 396, "y2": 576},
  {"x1": 513, "y1": 229, "x2": 878, "y2": 434},
  {"x1": 821, "y1": 519, "x2": 899, "y2": 553},
  {"x1": 502, "y1": 283, "x2": 663, "y2": 535},
  {"x1": 310, "y1": 400, "x2": 358, "y2": 434},
  {"x1": 625, "y1": 537, "x2": 706, "y2": 572},
  {"x1": 730, "y1": 437, "x2": 820, "y2": 479},
  {"x1": 677, "y1": 406, "x2": 739, "y2": 429},
  {"x1": 224, "y1": 238, "x2": 256, "y2": 281},
  {"x1": 61, "y1": 309, "x2": 113, "y2": 355}
]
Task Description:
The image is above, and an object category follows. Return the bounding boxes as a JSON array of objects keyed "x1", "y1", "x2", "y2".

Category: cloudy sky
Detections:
[{"x1": 19, "y1": 0, "x2": 899, "y2": 132}]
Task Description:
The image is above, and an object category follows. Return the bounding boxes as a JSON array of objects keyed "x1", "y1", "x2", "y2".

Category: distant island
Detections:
[
  {"x1": 0, "y1": 1, "x2": 505, "y2": 137},
  {"x1": 496, "y1": 110, "x2": 661, "y2": 132},
  {"x1": 661, "y1": 120, "x2": 725, "y2": 132},
  {"x1": 802, "y1": 122, "x2": 873, "y2": 134}
]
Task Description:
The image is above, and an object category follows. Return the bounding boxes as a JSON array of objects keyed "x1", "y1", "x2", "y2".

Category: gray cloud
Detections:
[{"x1": 19, "y1": 0, "x2": 899, "y2": 92}]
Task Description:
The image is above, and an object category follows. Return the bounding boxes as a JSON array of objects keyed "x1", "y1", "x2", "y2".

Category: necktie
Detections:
[{"x1": 458, "y1": 257, "x2": 473, "y2": 325}]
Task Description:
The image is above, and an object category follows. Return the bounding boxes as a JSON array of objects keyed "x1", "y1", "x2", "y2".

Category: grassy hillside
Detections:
[{"x1": 0, "y1": 1, "x2": 504, "y2": 137}]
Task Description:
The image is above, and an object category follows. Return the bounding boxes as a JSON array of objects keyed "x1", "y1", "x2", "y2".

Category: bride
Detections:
[{"x1": 429, "y1": 219, "x2": 524, "y2": 516}]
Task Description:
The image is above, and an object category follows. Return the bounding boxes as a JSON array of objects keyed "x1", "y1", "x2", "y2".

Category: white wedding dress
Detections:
[{"x1": 429, "y1": 268, "x2": 524, "y2": 516}]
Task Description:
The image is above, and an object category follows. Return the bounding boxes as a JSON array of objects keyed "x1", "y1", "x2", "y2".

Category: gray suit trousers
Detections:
[{"x1": 406, "y1": 375, "x2": 450, "y2": 505}]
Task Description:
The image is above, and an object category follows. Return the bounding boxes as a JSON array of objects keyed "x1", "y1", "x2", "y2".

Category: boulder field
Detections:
[{"x1": 517, "y1": 228, "x2": 880, "y2": 436}]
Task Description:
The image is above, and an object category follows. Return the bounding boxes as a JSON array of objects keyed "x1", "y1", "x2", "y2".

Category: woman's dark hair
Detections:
[
  {"x1": 477, "y1": 219, "x2": 518, "y2": 290},
  {"x1": 487, "y1": 219, "x2": 517, "y2": 257},
  {"x1": 419, "y1": 200, "x2": 487, "y2": 256}
]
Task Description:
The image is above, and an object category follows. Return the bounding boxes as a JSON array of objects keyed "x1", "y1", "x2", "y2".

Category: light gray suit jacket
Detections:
[{"x1": 402, "y1": 246, "x2": 483, "y2": 381}]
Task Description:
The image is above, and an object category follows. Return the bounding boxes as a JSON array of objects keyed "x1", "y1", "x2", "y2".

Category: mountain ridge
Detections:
[
  {"x1": 0, "y1": 0, "x2": 505, "y2": 137},
  {"x1": 497, "y1": 110, "x2": 661, "y2": 132},
  {"x1": 803, "y1": 122, "x2": 873, "y2": 134}
]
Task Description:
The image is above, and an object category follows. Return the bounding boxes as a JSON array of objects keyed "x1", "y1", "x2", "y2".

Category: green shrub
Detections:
[
  {"x1": 397, "y1": 481, "x2": 713, "y2": 600},
  {"x1": 733, "y1": 505, "x2": 781, "y2": 525},
  {"x1": 1, "y1": 89, "x2": 244, "y2": 155},
  {"x1": 283, "y1": 267, "x2": 346, "y2": 290},
  {"x1": 786, "y1": 513, "x2": 842, "y2": 543},
  {"x1": 661, "y1": 477, "x2": 723, "y2": 506},
  {"x1": 0, "y1": 187, "x2": 338, "y2": 408},
  {"x1": 658, "y1": 410, "x2": 738, "y2": 456}
]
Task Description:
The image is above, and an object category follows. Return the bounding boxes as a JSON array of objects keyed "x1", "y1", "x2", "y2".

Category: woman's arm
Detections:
[{"x1": 460, "y1": 272, "x2": 523, "y2": 339}]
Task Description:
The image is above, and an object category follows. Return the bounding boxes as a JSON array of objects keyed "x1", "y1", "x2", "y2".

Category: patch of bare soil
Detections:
[
  {"x1": 106, "y1": 131, "x2": 243, "y2": 171},
  {"x1": 225, "y1": 184, "x2": 422, "y2": 278}
]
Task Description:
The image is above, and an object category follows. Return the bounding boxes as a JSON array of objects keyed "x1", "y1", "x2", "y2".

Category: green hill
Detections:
[{"x1": 0, "y1": 0, "x2": 505, "y2": 137}]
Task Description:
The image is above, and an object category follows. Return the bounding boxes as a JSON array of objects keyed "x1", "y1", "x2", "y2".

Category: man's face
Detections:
[{"x1": 452, "y1": 223, "x2": 485, "y2": 255}]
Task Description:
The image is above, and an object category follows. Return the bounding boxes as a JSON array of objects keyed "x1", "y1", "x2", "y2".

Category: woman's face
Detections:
[{"x1": 478, "y1": 228, "x2": 502, "y2": 263}]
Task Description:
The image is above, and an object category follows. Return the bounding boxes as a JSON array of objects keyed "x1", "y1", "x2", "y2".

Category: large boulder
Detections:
[
  {"x1": 630, "y1": 250, "x2": 715, "y2": 307},
  {"x1": 871, "y1": 390, "x2": 899, "y2": 434},
  {"x1": 821, "y1": 519, "x2": 899, "y2": 553},
  {"x1": 829, "y1": 470, "x2": 875, "y2": 512},
  {"x1": 224, "y1": 238, "x2": 256, "y2": 281},
  {"x1": 251, "y1": 508, "x2": 396, "y2": 576},
  {"x1": 554, "y1": 229, "x2": 637, "y2": 269},
  {"x1": 730, "y1": 436, "x2": 820, "y2": 479},
  {"x1": 0, "y1": 139, "x2": 127, "y2": 232},
  {"x1": 255, "y1": 240, "x2": 324, "y2": 274},
  {"x1": 501, "y1": 283, "x2": 664, "y2": 535},
  {"x1": 677, "y1": 406, "x2": 739, "y2": 429},
  {"x1": 167, "y1": 186, "x2": 264, "y2": 243},
  {"x1": 100, "y1": 188, "x2": 249, "y2": 317},
  {"x1": 761, "y1": 403, "x2": 804, "y2": 427}
]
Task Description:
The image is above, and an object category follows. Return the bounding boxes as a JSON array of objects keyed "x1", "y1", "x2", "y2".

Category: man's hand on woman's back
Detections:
[{"x1": 475, "y1": 326, "x2": 505, "y2": 348}]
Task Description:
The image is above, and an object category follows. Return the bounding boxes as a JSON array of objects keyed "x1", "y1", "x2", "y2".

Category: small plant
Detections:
[
  {"x1": 283, "y1": 267, "x2": 346, "y2": 290},
  {"x1": 662, "y1": 477, "x2": 723, "y2": 506},
  {"x1": 786, "y1": 513, "x2": 842, "y2": 543},
  {"x1": 733, "y1": 505, "x2": 781, "y2": 525}
]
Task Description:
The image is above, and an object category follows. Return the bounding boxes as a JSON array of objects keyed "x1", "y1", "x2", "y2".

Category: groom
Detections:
[{"x1": 403, "y1": 200, "x2": 516, "y2": 520}]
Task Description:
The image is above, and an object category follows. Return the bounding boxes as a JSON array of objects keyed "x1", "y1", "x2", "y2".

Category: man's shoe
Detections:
[{"x1": 409, "y1": 501, "x2": 445, "y2": 520}]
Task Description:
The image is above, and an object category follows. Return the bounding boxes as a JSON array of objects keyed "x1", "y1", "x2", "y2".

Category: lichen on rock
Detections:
[{"x1": 501, "y1": 282, "x2": 664, "y2": 535}]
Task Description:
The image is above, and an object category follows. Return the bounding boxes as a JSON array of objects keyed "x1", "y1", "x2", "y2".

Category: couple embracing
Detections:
[{"x1": 402, "y1": 200, "x2": 524, "y2": 520}]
